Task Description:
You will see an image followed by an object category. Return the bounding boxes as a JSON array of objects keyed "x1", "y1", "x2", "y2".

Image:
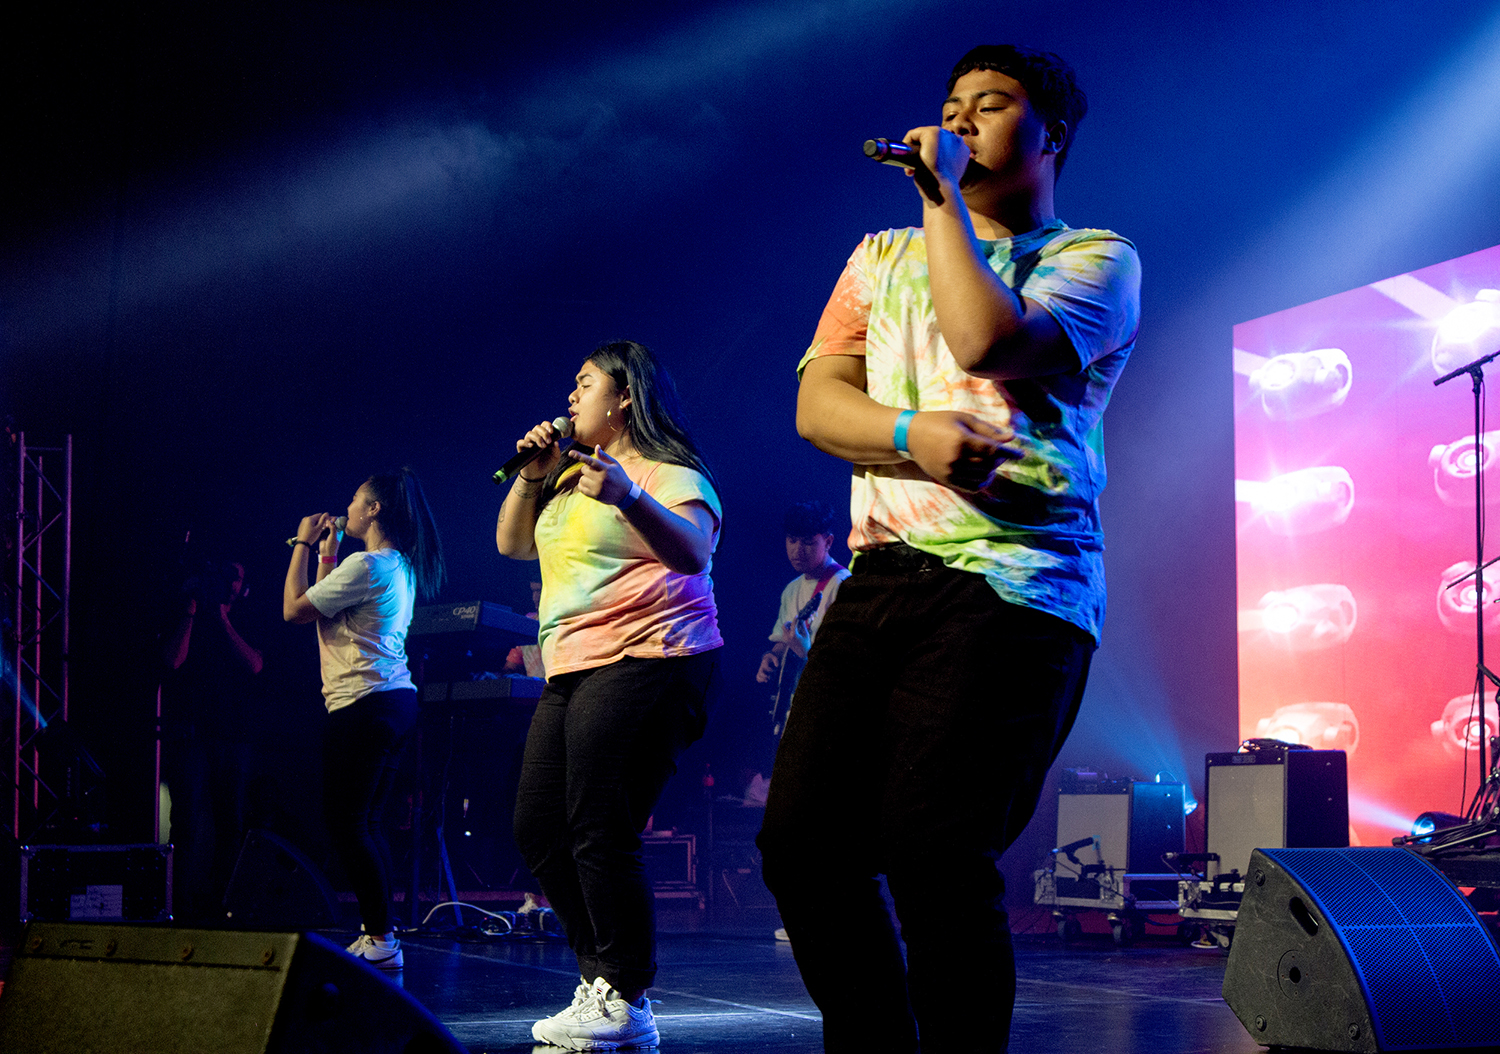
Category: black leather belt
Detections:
[{"x1": 852, "y1": 543, "x2": 947, "y2": 575}]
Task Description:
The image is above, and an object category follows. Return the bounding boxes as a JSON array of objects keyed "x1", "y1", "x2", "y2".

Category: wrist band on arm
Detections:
[
  {"x1": 893, "y1": 410, "x2": 916, "y2": 460},
  {"x1": 319, "y1": 556, "x2": 336, "y2": 565},
  {"x1": 617, "y1": 479, "x2": 643, "y2": 510},
  {"x1": 291, "y1": 539, "x2": 314, "y2": 550}
]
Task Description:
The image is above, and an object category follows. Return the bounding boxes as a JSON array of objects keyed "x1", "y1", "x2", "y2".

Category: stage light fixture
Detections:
[
  {"x1": 1410, "y1": 810, "x2": 1467, "y2": 840},
  {"x1": 1429, "y1": 430, "x2": 1500, "y2": 506},
  {"x1": 1256, "y1": 584, "x2": 1356, "y2": 650},
  {"x1": 1247, "y1": 347, "x2": 1352, "y2": 420},
  {"x1": 1437, "y1": 560, "x2": 1500, "y2": 633},
  {"x1": 1237, "y1": 466, "x2": 1355, "y2": 535},
  {"x1": 1431, "y1": 290, "x2": 1500, "y2": 374},
  {"x1": 1430, "y1": 692, "x2": 1499, "y2": 757}
]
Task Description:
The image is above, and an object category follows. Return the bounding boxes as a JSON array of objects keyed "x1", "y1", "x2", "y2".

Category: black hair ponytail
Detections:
[{"x1": 365, "y1": 467, "x2": 446, "y2": 600}]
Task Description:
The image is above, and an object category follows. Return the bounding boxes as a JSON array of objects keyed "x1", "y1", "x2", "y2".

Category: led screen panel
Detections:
[{"x1": 1234, "y1": 243, "x2": 1500, "y2": 843}]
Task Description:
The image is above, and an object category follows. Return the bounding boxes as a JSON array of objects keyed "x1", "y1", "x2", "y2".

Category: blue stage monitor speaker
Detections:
[{"x1": 1222, "y1": 847, "x2": 1500, "y2": 1051}]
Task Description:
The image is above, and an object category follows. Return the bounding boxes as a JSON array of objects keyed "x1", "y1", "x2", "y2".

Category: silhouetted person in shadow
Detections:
[{"x1": 161, "y1": 558, "x2": 262, "y2": 921}]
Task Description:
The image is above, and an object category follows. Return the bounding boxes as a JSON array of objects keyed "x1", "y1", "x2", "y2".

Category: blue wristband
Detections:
[{"x1": 893, "y1": 410, "x2": 916, "y2": 460}]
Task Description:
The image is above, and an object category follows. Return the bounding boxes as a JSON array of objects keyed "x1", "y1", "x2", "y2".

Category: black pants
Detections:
[
  {"x1": 323, "y1": 688, "x2": 417, "y2": 936},
  {"x1": 513, "y1": 650, "x2": 717, "y2": 994},
  {"x1": 758, "y1": 556, "x2": 1093, "y2": 1053}
]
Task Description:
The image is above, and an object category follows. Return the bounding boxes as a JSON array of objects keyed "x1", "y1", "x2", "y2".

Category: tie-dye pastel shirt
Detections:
[
  {"x1": 800, "y1": 220, "x2": 1140, "y2": 642},
  {"x1": 533, "y1": 459, "x2": 723, "y2": 677}
]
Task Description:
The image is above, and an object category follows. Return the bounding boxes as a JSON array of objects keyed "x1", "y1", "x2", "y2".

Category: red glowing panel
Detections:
[{"x1": 1234, "y1": 243, "x2": 1500, "y2": 842}]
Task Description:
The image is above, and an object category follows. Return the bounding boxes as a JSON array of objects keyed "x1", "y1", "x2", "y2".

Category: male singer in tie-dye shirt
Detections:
[{"x1": 758, "y1": 45, "x2": 1140, "y2": 1054}]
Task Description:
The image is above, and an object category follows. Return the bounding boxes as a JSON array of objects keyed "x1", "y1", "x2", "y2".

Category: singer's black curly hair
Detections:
[
  {"x1": 947, "y1": 45, "x2": 1088, "y2": 178},
  {"x1": 538, "y1": 339, "x2": 718, "y2": 508},
  {"x1": 364, "y1": 467, "x2": 446, "y2": 600}
]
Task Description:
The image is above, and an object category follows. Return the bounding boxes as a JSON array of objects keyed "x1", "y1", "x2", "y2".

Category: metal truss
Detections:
[{"x1": 5, "y1": 432, "x2": 72, "y2": 841}]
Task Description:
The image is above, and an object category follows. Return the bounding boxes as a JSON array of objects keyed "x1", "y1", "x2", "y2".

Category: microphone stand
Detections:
[{"x1": 1434, "y1": 344, "x2": 1500, "y2": 825}]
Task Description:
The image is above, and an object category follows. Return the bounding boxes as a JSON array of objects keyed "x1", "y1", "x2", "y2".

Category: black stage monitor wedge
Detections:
[
  {"x1": 1222, "y1": 846, "x2": 1500, "y2": 1052},
  {"x1": 0, "y1": 922, "x2": 467, "y2": 1054}
]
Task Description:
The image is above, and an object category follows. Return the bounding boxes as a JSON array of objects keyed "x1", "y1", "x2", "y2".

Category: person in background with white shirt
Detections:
[
  {"x1": 756, "y1": 500, "x2": 850, "y2": 724},
  {"x1": 284, "y1": 467, "x2": 445, "y2": 971}
]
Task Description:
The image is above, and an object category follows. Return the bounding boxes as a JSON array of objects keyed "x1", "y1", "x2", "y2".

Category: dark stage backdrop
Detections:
[{"x1": 5, "y1": 0, "x2": 1500, "y2": 902}]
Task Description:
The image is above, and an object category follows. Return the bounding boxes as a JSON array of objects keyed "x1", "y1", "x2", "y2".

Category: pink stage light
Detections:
[
  {"x1": 1428, "y1": 431, "x2": 1500, "y2": 506},
  {"x1": 1436, "y1": 560, "x2": 1500, "y2": 634},
  {"x1": 1247, "y1": 348, "x2": 1352, "y2": 421},
  {"x1": 1431, "y1": 692, "x2": 1499, "y2": 759},
  {"x1": 1431, "y1": 290, "x2": 1500, "y2": 374},
  {"x1": 1255, "y1": 584, "x2": 1357, "y2": 650},
  {"x1": 1240, "y1": 466, "x2": 1356, "y2": 536}
]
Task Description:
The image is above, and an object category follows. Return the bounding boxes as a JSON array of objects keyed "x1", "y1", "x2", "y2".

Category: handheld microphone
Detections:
[
  {"x1": 864, "y1": 138, "x2": 917, "y2": 168},
  {"x1": 286, "y1": 516, "x2": 347, "y2": 547},
  {"x1": 493, "y1": 417, "x2": 574, "y2": 484}
]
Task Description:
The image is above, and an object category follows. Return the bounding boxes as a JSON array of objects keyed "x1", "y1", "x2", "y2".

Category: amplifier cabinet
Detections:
[
  {"x1": 1056, "y1": 780, "x2": 1185, "y2": 874},
  {"x1": 1206, "y1": 749, "x2": 1347, "y2": 881},
  {"x1": 641, "y1": 834, "x2": 696, "y2": 889},
  {"x1": 21, "y1": 844, "x2": 172, "y2": 922}
]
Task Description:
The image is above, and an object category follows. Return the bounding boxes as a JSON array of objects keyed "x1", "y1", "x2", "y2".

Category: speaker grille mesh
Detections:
[{"x1": 1263, "y1": 847, "x2": 1500, "y2": 1050}]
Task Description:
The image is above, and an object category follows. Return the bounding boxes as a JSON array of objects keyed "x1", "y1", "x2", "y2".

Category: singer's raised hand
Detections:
[
  {"x1": 497, "y1": 422, "x2": 567, "y2": 560},
  {"x1": 295, "y1": 512, "x2": 333, "y2": 546},
  {"x1": 900, "y1": 126, "x2": 968, "y2": 205},
  {"x1": 285, "y1": 511, "x2": 336, "y2": 623},
  {"x1": 568, "y1": 445, "x2": 633, "y2": 506},
  {"x1": 517, "y1": 419, "x2": 566, "y2": 479},
  {"x1": 317, "y1": 513, "x2": 344, "y2": 562}
]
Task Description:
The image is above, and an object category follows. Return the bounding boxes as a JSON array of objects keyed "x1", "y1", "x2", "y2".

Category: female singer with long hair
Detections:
[
  {"x1": 496, "y1": 339, "x2": 722, "y2": 1050},
  {"x1": 284, "y1": 467, "x2": 445, "y2": 971}
]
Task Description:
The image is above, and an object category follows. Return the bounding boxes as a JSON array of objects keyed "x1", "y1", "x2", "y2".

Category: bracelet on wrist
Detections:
[
  {"x1": 617, "y1": 479, "x2": 643, "y2": 510},
  {"x1": 319, "y1": 555, "x2": 336, "y2": 565},
  {"x1": 291, "y1": 539, "x2": 315, "y2": 550},
  {"x1": 893, "y1": 409, "x2": 916, "y2": 460},
  {"x1": 518, "y1": 474, "x2": 546, "y2": 484}
]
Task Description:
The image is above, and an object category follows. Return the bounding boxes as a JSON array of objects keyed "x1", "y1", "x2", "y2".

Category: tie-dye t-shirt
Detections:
[
  {"x1": 533, "y1": 458, "x2": 723, "y2": 677},
  {"x1": 800, "y1": 220, "x2": 1140, "y2": 642}
]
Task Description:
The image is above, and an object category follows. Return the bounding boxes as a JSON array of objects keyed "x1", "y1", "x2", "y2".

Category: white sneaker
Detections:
[
  {"x1": 345, "y1": 933, "x2": 403, "y2": 971},
  {"x1": 531, "y1": 977, "x2": 592, "y2": 1040},
  {"x1": 531, "y1": 976, "x2": 659, "y2": 1050}
]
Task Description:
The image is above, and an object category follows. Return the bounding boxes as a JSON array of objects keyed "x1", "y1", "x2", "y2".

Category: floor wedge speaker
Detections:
[
  {"x1": 1223, "y1": 847, "x2": 1500, "y2": 1051},
  {"x1": 0, "y1": 922, "x2": 466, "y2": 1054}
]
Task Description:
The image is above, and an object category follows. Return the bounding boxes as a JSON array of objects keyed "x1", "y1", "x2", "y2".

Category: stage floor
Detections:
[{"x1": 395, "y1": 906, "x2": 1265, "y2": 1053}]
